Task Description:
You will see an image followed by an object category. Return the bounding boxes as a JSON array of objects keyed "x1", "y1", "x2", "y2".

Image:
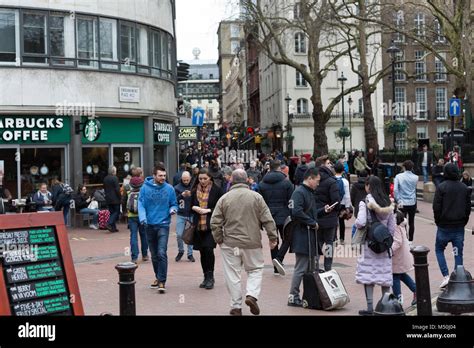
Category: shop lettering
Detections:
[
  {"x1": 153, "y1": 123, "x2": 173, "y2": 133},
  {"x1": 156, "y1": 133, "x2": 170, "y2": 143},
  {"x1": 0, "y1": 118, "x2": 64, "y2": 142}
]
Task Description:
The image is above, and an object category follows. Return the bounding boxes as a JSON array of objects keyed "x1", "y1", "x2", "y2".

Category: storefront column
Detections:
[
  {"x1": 143, "y1": 116, "x2": 155, "y2": 177},
  {"x1": 71, "y1": 115, "x2": 83, "y2": 189}
]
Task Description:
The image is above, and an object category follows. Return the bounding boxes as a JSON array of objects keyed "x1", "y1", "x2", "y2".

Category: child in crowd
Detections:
[{"x1": 392, "y1": 210, "x2": 417, "y2": 306}]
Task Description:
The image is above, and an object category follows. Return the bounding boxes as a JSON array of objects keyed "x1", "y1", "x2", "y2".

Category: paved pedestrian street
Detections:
[{"x1": 69, "y1": 200, "x2": 473, "y2": 316}]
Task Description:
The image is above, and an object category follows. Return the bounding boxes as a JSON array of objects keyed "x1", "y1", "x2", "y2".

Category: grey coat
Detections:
[{"x1": 354, "y1": 194, "x2": 396, "y2": 286}]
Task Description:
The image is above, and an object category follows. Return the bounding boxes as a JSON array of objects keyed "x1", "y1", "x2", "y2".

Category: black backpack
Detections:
[{"x1": 366, "y1": 202, "x2": 393, "y2": 256}]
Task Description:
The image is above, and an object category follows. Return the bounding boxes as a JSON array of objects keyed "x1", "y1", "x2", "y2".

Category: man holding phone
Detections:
[
  {"x1": 314, "y1": 155, "x2": 341, "y2": 271},
  {"x1": 287, "y1": 167, "x2": 335, "y2": 307},
  {"x1": 174, "y1": 171, "x2": 195, "y2": 262}
]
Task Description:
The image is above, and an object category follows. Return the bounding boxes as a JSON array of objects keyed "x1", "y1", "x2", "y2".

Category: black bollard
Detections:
[
  {"x1": 411, "y1": 246, "x2": 432, "y2": 316},
  {"x1": 115, "y1": 262, "x2": 138, "y2": 316}
]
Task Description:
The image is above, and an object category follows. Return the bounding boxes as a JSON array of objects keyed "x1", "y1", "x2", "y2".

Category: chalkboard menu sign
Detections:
[{"x1": 0, "y1": 213, "x2": 84, "y2": 316}]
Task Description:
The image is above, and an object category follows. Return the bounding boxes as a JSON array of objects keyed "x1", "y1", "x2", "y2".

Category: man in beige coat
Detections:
[{"x1": 211, "y1": 169, "x2": 278, "y2": 316}]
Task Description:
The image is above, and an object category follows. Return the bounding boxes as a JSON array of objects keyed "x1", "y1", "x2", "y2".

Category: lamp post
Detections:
[
  {"x1": 338, "y1": 72, "x2": 348, "y2": 154},
  {"x1": 285, "y1": 94, "x2": 293, "y2": 156},
  {"x1": 348, "y1": 96, "x2": 353, "y2": 152},
  {"x1": 387, "y1": 40, "x2": 400, "y2": 176}
]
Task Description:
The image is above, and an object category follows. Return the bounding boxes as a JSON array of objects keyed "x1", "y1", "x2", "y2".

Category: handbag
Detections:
[
  {"x1": 182, "y1": 220, "x2": 195, "y2": 245},
  {"x1": 88, "y1": 200, "x2": 99, "y2": 210}
]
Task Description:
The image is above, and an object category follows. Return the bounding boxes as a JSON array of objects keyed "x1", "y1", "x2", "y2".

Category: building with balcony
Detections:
[{"x1": 0, "y1": 0, "x2": 177, "y2": 198}]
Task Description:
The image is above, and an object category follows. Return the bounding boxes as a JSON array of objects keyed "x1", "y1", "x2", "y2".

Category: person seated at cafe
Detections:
[
  {"x1": 33, "y1": 183, "x2": 54, "y2": 212},
  {"x1": 74, "y1": 185, "x2": 99, "y2": 230}
]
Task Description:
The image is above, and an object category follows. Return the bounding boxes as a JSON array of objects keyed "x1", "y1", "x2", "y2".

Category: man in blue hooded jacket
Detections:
[{"x1": 139, "y1": 164, "x2": 178, "y2": 293}]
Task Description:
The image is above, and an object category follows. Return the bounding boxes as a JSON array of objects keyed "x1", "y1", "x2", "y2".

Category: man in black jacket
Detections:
[
  {"x1": 293, "y1": 156, "x2": 308, "y2": 186},
  {"x1": 287, "y1": 167, "x2": 332, "y2": 307},
  {"x1": 314, "y1": 155, "x2": 340, "y2": 271},
  {"x1": 259, "y1": 160, "x2": 294, "y2": 275},
  {"x1": 104, "y1": 166, "x2": 121, "y2": 232},
  {"x1": 174, "y1": 171, "x2": 195, "y2": 262},
  {"x1": 433, "y1": 163, "x2": 471, "y2": 289}
]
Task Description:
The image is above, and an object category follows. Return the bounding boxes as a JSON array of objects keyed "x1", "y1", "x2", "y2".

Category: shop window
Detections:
[
  {"x1": 82, "y1": 147, "x2": 109, "y2": 186},
  {"x1": 137, "y1": 24, "x2": 149, "y2": 71},
  {"x1": 0, "y1": 148, "x2": 18, "y2": 198},
  {"x1": 154, "y1": 146, "x2": 165, "y2": 167},
  {"x1": 113, "y1": 147, "x2": 141, "y2": 181},
  {"x1": 20, "y1": 147, "x2": 66, "y2": 198}
]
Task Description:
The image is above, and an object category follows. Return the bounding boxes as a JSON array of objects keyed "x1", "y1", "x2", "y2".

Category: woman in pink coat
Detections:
[
  {"x1": 355, "y1": 176, "x2": 396, "y2": 316},
  {"x1": 392, "y1": 210, "x2": 417, "y2": 306}
]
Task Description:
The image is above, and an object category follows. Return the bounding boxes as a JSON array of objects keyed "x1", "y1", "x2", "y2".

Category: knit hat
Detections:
[
  {"x1": 444, "y1": 163, "x2": 459, "y2": 181},
  {"x1": 130, "y1": 176, "x2": 144, "y2": 189}
]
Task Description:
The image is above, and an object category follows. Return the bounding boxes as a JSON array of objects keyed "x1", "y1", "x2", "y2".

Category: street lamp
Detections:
[
  {"x1": 285, "y1": 94, "x2": 293, "y2": 156},
  {"x1": 387, "y1": 40, "x2": 401, "y2": 176},
  {"x1": 348, "y1": 96, "x2": 353, "y2": 152},
  {"x1": 338, "y1": 72, "x2": 348, "y2": 154}
]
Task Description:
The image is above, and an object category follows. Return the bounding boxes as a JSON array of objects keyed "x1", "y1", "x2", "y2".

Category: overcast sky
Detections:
[{"x1": 176, "y1": 0, "x2": 239, "y2": 61}]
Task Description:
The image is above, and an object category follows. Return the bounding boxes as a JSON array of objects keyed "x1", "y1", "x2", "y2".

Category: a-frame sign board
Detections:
[{"x1": 0, "y1": 212, "x2": 84, "y2": 315}]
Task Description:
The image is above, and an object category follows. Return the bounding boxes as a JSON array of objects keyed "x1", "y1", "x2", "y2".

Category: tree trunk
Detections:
[
  {"x1": 311, "y1": 99, "x2": 328, "y2": 156},
  {"x1": 358, "y1": 0, "x2": 379, "y2": 152},
  {"x1": 362, "y1": 84, "x2": 379, "y2": 151}
]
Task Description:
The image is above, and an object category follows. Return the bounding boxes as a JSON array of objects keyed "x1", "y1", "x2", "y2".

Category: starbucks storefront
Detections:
[{"x1": 0, "y1": 117, "x2": 70, "y2": 199}]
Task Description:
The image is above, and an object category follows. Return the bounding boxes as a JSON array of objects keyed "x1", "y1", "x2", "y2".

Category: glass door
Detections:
[
  {"x1": 0, "y1": 146, "x2": 20, "y2": 198},
  {"x1": 82, "y1": 146, "x2": 109, "y2": 186}
]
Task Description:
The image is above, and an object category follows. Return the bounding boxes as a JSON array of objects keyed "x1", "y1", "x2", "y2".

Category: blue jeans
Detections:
[
  {"x1": 175, "y1": 215, "x2": 193, "y2": 256},
  {"x1": 422, "y1": 166, "x2": 429, "y2": 183},
  {"x1": 80, "y1": 208, "x2": 99, "y2": 225},
  {"x1": 435, "y1": 227, "x2": 465, "y2": 277},
  {"x1": 108, "y1": 204, "x2": 120, "y2": 229},
  {"x1": 146, "y1": 225, "x2": 169, "y2": 283},
  {"x1": 392, "y1": 273, "x2": 416, "y2": 298},
  {"x1": 128, "y1": 217, "x2": 148, "y2": 261}
]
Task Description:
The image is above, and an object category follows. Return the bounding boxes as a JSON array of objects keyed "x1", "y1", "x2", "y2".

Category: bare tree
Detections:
[{"x1": 242, "y1": 0, "x2": 367, "y2": 156}]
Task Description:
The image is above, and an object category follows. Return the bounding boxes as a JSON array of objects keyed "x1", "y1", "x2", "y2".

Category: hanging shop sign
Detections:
[
  {"x1": 154, "y1": 122, "x2": 173, "y2": 146},
  {"x1": 177, "y1": 127, "x2": 198, "y2": 141},
  {"x1": 0, "y1": 117, "x2": 70, "y2": 144}
]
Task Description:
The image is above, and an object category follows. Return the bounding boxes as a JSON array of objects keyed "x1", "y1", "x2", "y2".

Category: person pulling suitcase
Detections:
[{"x1": 287, "y1": 167, "x2": 334, "y2": 307}]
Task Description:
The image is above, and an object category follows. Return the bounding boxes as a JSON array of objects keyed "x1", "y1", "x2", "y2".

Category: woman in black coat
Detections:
[{"x1": 191, "y1": 168, "x2": 223, "y2": 290}]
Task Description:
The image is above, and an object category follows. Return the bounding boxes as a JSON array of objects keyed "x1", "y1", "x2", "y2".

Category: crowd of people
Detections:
[{"x1": 0, "y1": 143, "x2": 470, "y2": 316}]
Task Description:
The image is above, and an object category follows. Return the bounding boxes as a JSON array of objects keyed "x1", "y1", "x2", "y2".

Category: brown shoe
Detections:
[
  {"x1": 229, "y1": 308, "x2": 242, "y2": 316},
  {"x1": 245, "y1": 295, "x2": 260, "y2": 315}
]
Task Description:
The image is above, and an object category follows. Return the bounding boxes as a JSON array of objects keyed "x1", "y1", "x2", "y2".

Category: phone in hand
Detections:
[{"x1": 327, "y1": 202, "x2": 339, "y2": 210}]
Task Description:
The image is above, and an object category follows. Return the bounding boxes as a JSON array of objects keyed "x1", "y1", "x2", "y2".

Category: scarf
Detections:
[{"x1": 197, "y1": 183, "x2": 212, "y2": 231}]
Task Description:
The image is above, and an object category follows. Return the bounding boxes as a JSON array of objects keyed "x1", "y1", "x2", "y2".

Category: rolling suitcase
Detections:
[
  {"x1": 302, "y1": 226, "x2": 323, "y2": 310},
  {"x1": 302, "y1": 226, "x2": 350, "y2": 310}
]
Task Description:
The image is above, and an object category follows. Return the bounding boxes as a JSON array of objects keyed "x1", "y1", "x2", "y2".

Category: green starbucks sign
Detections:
[{"x1": 83, "y1": 119, "x2": 101, "y2": 142}]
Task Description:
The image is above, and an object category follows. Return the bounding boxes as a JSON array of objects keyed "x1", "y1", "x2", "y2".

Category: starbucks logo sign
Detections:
[{"x1": 83, "y1": 119, "x2": 101, "y2": 142}]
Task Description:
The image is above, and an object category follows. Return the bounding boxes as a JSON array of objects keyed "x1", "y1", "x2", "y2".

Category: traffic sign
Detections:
[
  {"x1": 449, "y1": 98, "x2": 461, "y2": 117},
  {"x1": 192, "y1": 108, "x2": 205, "y2": 126}
]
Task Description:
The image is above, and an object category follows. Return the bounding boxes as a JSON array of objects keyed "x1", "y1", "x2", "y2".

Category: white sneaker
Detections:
[
  {"x1": 439, "y1": 275, "x2": 450, "y2": 289},
  {"x1": 272, "y1": 258, "x2": 286, "y2": 276},
  {"x1": 89, "y1": 224, "x2": 99, "y2": 230}
]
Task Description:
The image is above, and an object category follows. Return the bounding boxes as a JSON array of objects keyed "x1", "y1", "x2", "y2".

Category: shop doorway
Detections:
[{"x1": 0, "y1": 147, "x2": 19, "y2": 198}]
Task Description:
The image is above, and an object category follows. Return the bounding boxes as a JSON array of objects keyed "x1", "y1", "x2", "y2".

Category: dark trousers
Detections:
[
  {"x1": 108, "y1": 204, "x2": 121, "y2": 229},
  {"x1": 338, "y1": 217, "x2": 345, "y2": 241},
  {"x1": 317, "y1": 227, "x2": 336, "y2": 271},
  {"x1": 401, "y1": 205, "x2": 416, "y2": 242},
  {"x1": 273, "y1": 225, "x2": 290, "y2": 263},
  {"x1": 200, "y1": 247, "x2": 215, "y2": 274}
]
